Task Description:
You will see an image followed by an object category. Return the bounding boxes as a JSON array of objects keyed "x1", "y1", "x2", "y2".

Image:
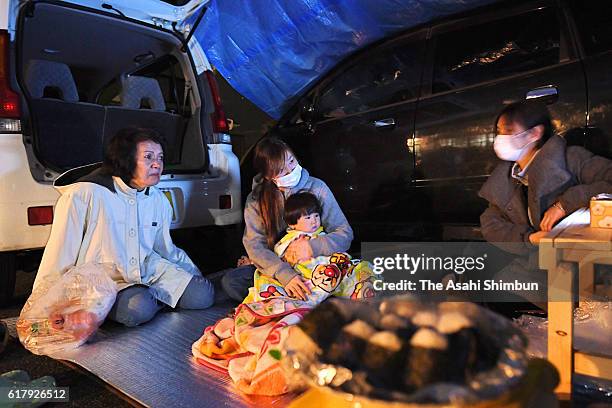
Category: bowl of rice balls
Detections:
[{"x1": 284, "y1": 296, "x2": 559, "y2": 407}]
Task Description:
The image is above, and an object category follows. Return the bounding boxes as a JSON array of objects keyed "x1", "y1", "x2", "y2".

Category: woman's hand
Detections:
[
  {"x1": 529, "y1": 230, "x2": 548, "y2": 244},
  {"x1": 540, "y1": 203, "x2": 566, "y2": 232},
  {"x1": 284, "y1": 275, "x2": 311, "y2": 301},
  {"x1": 284, "y1": 236, "x2": 313, "y2": 265}
]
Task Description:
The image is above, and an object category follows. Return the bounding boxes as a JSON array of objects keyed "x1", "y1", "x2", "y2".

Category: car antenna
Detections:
[
  {"x1": 101, "y1": 3, "x2": 126, "y2": 18},
  {"x1": 173, "y1": 5, "x2": 207, "y2": 53}
]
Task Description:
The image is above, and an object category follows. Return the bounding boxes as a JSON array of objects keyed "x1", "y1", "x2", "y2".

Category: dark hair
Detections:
[
  {"x1": 101, "y1": 128, "x2": 165, "y2": 184},
  {"x1": 495, "y1": 101, "x2": 555, "y2": 149},
  {"x1": 252, "y1": 137, "x2": 297, "y2": 249},
  {"x1": 284, "y1": 192, "x2": 321, "y2": 226}
]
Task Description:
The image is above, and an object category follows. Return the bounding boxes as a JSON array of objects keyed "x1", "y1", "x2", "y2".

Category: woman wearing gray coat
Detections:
[
  {"x1": 220, "y1": 137, "x2": 353, "y2": 302},
  {"x1": 478, "y1": 101, "x2": 612, "y2": 306}
]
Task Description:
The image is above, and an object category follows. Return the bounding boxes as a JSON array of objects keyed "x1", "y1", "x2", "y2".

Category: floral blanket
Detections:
[{"x1": 192, "y1": 254, "x2": 374, "y2": 395}]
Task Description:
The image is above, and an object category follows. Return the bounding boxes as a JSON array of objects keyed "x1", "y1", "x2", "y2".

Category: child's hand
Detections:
[
  {"x1": 237, "y1": 256, "x2": 253, "y2": 267},
  {"x1": 285, "y1": 276, "x2": 312, "y2": 301},
  {"x1": 284, "y1": 236, "x2": 313, "y2": 265}
]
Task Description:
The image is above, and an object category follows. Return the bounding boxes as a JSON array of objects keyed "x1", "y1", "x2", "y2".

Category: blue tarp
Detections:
[{"x1": 195, "y1": 0, "x2": 495, "y2": 119}]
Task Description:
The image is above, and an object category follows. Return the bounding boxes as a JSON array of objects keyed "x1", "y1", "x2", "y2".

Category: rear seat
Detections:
[
  {"x1": 103, "y1": 75, "x2": 186, "y2": 164},
  {"x1": 25, "y1": 60, "x2": 105, "y2": 170}
]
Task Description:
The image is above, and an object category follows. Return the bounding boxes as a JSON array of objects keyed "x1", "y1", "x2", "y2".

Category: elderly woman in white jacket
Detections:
[{"x1": 33, "y1": 128, "x2": 214, "y2": 327}]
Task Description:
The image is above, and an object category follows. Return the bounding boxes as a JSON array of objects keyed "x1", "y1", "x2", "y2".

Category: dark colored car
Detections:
[{"x1": 256, "y1": 0, "x2": 612, "y2": 244}]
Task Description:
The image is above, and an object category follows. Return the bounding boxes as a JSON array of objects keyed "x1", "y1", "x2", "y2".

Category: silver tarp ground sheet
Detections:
[{"x1": 53, "y1": 302, "x2": 296, "y2": 407}]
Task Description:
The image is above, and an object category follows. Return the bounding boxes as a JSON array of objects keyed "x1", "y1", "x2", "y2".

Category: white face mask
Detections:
[
  {"x1": 272, "y1": 163, "x2": 302, "y2": 188},
  {"x1": 494, "y1": 129, "x2": 538, "y2": 162}
]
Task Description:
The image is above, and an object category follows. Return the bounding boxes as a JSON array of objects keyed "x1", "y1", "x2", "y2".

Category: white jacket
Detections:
[{"x1": 34, "y1": 173, "x2": 199, "y2": 307}]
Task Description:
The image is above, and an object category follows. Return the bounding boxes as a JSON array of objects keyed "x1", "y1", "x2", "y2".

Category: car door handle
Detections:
[
  {"x1": 374, "y1": 118, "x2": 396, "y2": 128},
  {"x1": 526, "y1": 86, "x2": 558, "y2": 102}
]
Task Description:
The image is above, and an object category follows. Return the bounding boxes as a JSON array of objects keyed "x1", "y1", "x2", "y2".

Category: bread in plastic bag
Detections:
[{"x1": 17, "y1": 262, "x2": 118, "y2": 356}]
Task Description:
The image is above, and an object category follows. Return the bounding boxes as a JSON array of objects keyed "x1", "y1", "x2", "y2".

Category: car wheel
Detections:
[{"x1": 0, "y1": 252, "x2": 17, "y2": 306}]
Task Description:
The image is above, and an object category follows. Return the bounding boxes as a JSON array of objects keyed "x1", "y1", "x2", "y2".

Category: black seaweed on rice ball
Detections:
[
  {"x1": 404, "y1": 328, "x2": 449, "y2": 390},
  {"x1": 363, "y1": 330, "x2": 406, "y2": 389},
  {"x1": 326, "y1": 319, "x2": 374, "y2": 368},
  {"x1": 436, "y1": 311, "x2": 477, "y2": 382},
  {"x1": 298, "y1": 299, "x2": 352, "y2": 346},
  {"x1": 378, "y1": 313, "x2": 417, "y2": 340}
]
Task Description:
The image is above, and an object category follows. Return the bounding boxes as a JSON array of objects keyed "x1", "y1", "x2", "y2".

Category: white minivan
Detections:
[{"x1": 0, "y1": 0, "x2": 242, "y2": 303}]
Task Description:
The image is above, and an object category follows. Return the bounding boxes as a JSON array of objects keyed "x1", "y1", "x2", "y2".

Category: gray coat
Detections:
[{"x1": 479, "y1": 135, "x2": 612, "y2": 255}]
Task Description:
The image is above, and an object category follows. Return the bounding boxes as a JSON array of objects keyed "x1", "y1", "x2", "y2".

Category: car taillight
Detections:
[
  {"x1": 28, "y1": 206, "x2": 54, "y2": 226},
  {"x1": 219, "y1": 194, "x2": 232, "y2": 209},
  {"x1": 204, "y1": 71, "x2": 229, "y2": 134},
  {"x1": 0, "y1": 30, "x2": 20, "y2": 120}
]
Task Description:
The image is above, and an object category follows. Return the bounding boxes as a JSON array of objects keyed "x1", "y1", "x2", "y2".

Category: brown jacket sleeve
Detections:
[
  {"x1": 480, "y1": 203, "x2": 535, "y2": 255},
  {"x1": 559, "y1": 146, "x2": 612, "y2": 213}
]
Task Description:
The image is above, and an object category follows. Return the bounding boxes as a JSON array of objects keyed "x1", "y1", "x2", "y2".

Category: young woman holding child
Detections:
[{"x1": 221, "y1": 137, "x2": 353, "y2": 301}]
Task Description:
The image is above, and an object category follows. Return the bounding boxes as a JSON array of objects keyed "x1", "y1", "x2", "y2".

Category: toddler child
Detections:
[{"x1": 244, "y1": 192, "x2": 374, "y2": 304}]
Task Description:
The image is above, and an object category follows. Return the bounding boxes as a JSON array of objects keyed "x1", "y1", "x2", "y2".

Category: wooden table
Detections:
[{"x1": 539, "y1": 209, "x2": 612, "y2": 396}]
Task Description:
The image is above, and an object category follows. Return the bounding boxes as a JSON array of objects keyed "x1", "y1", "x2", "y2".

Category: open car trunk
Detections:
[{"x1": 17, "y1": 1, "x2": 209, "y2": 175}]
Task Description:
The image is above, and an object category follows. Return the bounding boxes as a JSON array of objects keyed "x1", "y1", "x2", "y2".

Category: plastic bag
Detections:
[
  {"x1": 515, "y1": 301, "x2": 612, "y2": 401},
  {"x1": 513, "y1": 314, "x2": 548, "y2": 359},
  {"x1": 17, "y1": 263, "x2": 118, "y2": 356},
  {"x1": 514, "y1": 300, "x2": 612, "y2": 358}
]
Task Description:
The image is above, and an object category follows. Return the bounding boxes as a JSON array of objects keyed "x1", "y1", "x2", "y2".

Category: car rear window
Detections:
[{"x1": 432, "y1": 7, "x2": 560, "y2": 93}]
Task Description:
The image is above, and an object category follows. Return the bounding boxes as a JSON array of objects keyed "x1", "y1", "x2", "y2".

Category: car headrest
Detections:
[
  {"x1": 25, "y1": 59, "x2": 79, "y2": 102},
  {"x1": 120, "y1": 75, "x2": 166, "y2": 111}
]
